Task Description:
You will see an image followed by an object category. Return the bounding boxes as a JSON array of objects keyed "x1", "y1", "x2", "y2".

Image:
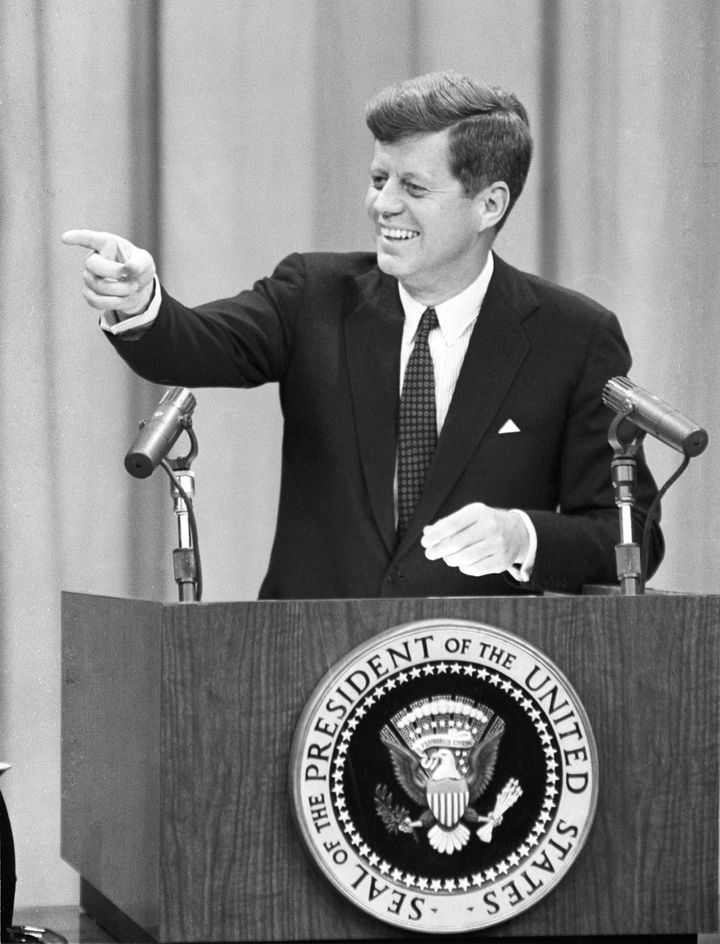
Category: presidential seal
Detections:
[{"x1": 290, "y1": 619, "x2": 598, "y2": 934}]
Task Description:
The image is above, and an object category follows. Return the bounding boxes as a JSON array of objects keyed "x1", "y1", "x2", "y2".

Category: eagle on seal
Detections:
[{"x1": 379, "y1": 696, "x2": 506, "y2": 854}]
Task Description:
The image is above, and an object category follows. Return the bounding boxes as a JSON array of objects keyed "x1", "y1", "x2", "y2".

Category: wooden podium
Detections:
[{"x1": 61, "y1": 591, "x2": 720, "y2": 941}]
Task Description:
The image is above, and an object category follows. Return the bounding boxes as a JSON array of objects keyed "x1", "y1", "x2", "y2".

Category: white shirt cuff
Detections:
[
  {"x1": 99, "y1": 277, "x2": 162, "y2": 335},
  {"x1": 506, "y1": 509, "x2": 537, "y2": 582}
]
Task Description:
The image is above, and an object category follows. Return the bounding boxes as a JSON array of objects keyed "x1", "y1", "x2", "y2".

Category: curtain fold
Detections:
[
  {"x1": 1, "y1": 0, "x2": 717, "y2": 907},
  {"x1": 536, "y1": 0, "x2": 720, "y2": 589},
  {"x1": 0, "y1": 0, "x2": 171, "y2": 906}
]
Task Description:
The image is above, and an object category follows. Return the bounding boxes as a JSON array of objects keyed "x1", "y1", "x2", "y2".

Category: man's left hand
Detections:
[{"x1": 421, "y1": 503, "x2": 529, "y2": 576}]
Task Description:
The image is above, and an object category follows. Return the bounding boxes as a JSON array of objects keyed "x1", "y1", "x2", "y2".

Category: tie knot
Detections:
[
  {"x1": 416, "y1": 307, "x2": 439, "y2": 342},
  {"x1": 415, "y1": 308, "x2": 440, "y2": 341}
]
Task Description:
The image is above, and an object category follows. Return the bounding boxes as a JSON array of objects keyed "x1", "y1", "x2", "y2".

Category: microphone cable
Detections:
[{"x1": 640, "y1": 453, "x2": 690, "y2": 592}]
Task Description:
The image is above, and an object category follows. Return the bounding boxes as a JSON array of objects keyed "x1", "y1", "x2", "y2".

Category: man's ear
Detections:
[{"x1": 474, "y1": 181, "x2": 511, "y2": 232}]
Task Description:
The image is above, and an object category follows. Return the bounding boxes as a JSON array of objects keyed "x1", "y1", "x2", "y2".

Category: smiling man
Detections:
[{"x1": 62, "y1": 71, "x2": 663, "y2": 598}]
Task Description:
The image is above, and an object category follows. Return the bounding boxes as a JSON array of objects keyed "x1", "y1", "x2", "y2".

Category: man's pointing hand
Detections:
[{"x1": 61, "y1": 229, "x2": 156, "y2": 317}]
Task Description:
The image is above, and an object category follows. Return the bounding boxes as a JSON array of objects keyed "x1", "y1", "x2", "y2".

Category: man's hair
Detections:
[{"x1": 365, "y1": 71, "x2": 532, "y2": 228}]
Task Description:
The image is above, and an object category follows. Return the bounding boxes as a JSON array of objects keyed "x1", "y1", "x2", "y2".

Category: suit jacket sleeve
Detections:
[{"x1": 105, "y1": 253, "x2": 309, "y2": 388}]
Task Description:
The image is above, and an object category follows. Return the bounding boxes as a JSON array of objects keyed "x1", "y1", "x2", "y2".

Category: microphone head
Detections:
[
  {"x1": 124, "y1": 388, "x2": 196, "y2": 478},
  {"x1": 602, "y1": 376, "x2": 708, "y2": 457},
  {"x1": 601, "y1": 376, "x2": 634, "y2": 413}
]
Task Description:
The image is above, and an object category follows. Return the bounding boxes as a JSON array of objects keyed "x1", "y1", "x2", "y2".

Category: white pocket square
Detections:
[{"x1": 498, "y1": 419, "x2": 521, "y2": 434}]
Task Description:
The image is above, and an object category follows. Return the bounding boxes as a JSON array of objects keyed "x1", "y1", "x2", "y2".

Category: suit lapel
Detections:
[
  {"x1": 394, "y1": 256, "x2": 537, "y2": 554},
  {"x1": 345, "y1": 269, "x2": 404, "y2": 555}
]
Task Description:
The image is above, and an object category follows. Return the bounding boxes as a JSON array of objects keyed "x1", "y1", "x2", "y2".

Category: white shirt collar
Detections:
[{"x1": 397, "y1": 252, "x2": 495, "y2": 345}]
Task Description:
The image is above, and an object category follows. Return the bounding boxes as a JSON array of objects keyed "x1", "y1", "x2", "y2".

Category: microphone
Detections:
[
  {"x1": 125, "y1": 387, "x2": 197, "y2": 478},
  {"x1": 602, "y1": 376, "x2": 708, "y2": 457}
]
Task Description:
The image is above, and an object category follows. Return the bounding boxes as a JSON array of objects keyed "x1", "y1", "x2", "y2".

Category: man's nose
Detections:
[{"x1": 373, "y1": 179, "x2": 404, "y2": 216}]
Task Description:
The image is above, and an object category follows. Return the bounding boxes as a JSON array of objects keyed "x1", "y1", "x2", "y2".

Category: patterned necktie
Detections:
[{"x1": 397, "y1": 307, "x2": 439, "y2": 538}]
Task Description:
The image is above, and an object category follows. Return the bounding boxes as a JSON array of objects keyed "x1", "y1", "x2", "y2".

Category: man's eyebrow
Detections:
[
  {"x1": 401, "y1": 171, "x2": 431, "y2": 184},
  {"x1": 368, "y1": 163, "x2": 438, "y2": 187}
]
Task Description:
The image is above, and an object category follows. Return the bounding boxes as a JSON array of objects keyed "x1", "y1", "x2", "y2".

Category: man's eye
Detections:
[
  {"x1": 371, "y1": 175, "x2": 386, "y2": 190},
  {"x1": 405, "y1": 182, "x2": 427, "y2": 196}
]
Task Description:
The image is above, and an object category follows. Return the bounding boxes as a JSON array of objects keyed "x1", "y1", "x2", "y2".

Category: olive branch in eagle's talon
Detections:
[{"x1": 374, "y1": 784, "x2": 424, "y2": 841}]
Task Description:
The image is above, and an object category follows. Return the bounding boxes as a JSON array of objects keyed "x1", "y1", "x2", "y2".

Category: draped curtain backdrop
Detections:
[{"x1": 1, "y1": 0, "x2": 717, "y2": 907}]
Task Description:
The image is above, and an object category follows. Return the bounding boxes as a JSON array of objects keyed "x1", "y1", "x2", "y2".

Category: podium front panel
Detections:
[{"x1": 61, "y1": 592, "x2": 720, "y2": 941}]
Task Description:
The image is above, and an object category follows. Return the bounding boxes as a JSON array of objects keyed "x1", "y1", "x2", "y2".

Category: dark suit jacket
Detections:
[{"x1": 109, "y1": 251, "x2": 663, "y2": 599}]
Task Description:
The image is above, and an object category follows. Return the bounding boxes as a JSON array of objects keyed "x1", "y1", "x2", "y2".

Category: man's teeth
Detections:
[{"x1": 381, "y1": 227, "x2": 419, "y2": 240}]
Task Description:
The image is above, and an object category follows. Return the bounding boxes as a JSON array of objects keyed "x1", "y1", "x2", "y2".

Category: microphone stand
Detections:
[
  {"x1": 162, "y1": 424, "x2": 200, "y2": 603},
  {"x1": 608, "y1": 413, "x2": 646, "y2": 595}
]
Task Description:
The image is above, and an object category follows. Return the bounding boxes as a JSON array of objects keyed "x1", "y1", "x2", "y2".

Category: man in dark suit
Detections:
[{"x1": 63, "y1": 70, "x2": 663, "y2": 599}]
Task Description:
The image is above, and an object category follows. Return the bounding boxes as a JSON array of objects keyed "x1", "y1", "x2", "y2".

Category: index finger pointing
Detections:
[
  {"x1": 61, "y1": 229, "x2": 110, "y2": 251},
  {"x1": 61, "y1": 230, "x2": 128, "y2": 262}
]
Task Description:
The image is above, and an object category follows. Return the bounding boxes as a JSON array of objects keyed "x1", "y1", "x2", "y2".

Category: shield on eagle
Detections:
[{"x1": 426, "y1": 777, "x2": 470, "y2": 827}]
